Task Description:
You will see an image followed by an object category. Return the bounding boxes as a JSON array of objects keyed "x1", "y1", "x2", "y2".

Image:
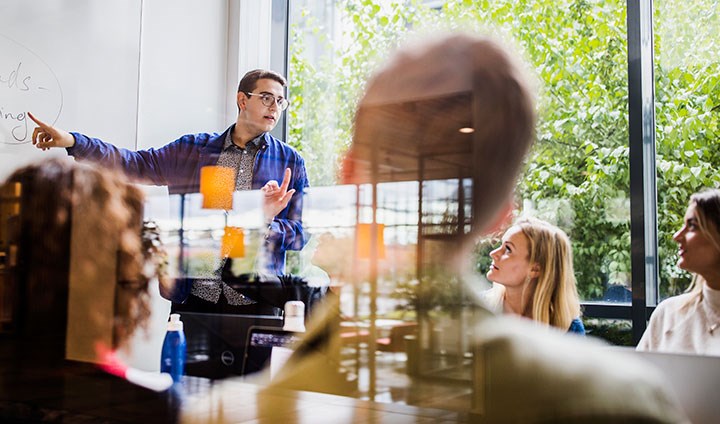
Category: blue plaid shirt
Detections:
[{"x1": 68, "y1": 125, "x2": 308, "y2": 281}]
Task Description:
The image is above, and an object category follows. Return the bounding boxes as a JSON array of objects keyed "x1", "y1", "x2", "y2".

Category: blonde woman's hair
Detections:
[
  {"x1": 516, "y1": 217, "x2": 582, "y2": 330},
  {"x1": 682, "y1": 189, "x2": 720, "y2": 306}
]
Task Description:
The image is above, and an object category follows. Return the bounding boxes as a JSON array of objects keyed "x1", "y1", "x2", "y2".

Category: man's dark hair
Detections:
[{"x1": 238, "y1": 69, "x2": 287, "y2": 93}]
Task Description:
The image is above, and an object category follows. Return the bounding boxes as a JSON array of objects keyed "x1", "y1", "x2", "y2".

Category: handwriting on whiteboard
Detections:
[{"x1": 1, "y1": 34, "x2": 63, "y2": 145}]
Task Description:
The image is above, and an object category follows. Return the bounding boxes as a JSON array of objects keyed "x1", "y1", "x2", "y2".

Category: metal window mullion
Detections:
[
  {"x1": 627, "y1": 0, "x2": 658, "y2": 345},
  {"x1": 273, "y1": 0, "x2": 290, "y2": 142}
]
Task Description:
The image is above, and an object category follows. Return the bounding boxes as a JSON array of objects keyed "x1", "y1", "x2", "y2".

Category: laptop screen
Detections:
[{"x1": 242, "y1": 326, "x2": 303, "y2": 380}]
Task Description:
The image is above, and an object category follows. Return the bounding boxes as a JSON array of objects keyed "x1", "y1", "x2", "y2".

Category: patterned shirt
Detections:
[
  {"x1": 193, "y1": 128, "x2": 266, "y2": 306},
  {"x1": 216, "y1": 128, "x2": 265, "y2": 191}
]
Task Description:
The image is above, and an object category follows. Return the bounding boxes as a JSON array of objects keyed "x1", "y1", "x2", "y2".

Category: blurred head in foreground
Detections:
[
  {"x1": 344, "y1": 33, "x2": 536, "y2": 259},
  {"x1": 4, "y1": 158, "x2": 161, "y2": 358}
]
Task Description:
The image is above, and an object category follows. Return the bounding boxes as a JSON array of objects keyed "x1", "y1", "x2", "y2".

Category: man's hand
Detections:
[
  {"x1": 261, "y1": 168, "x2": 295, "y2": 224},
  {"x1": 28, "y1": 112, "x2": 75, "y2": 150}
]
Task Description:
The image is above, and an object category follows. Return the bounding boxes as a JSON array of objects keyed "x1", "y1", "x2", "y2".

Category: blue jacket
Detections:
[
  {"x1": 67, "y1": 126, "x2": 309, "y2": 275},
  {"x1": 568, "y1": 317, "x2": 586, "y2": 335}
]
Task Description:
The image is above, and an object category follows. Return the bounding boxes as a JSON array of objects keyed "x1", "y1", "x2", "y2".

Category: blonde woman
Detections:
[
  {"x1": 638, "y1": 188, "x2": 720, "y2": 355},
  {"x1": 484, "y1": 217, "x2": 585, "y2": 334}
]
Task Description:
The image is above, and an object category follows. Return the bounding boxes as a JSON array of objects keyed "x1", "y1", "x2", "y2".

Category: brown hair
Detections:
[
  {"x1": 683, "y1": 188, "x2": 720, "y2": 304},
  {"x1": 5, "y1": 159, "x2": 156, "y2": 350},
  {"x1": 689, "y1": 189, "x2": 720, "y2": 253},
  {"x1": 237, "y1": 69, "x2": 287, "y2": 94}
]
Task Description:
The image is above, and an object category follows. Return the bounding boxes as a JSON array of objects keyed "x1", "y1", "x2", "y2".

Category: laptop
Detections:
[
  {"x1": 178, "y1": 312, "x2": 284, "y2": 379},
  {"x1": 632, "y1": 349, "x2": 720, "y2": 424},
  {"x1": 242, "y1": 326, "x2": 303, "y2": 381}
]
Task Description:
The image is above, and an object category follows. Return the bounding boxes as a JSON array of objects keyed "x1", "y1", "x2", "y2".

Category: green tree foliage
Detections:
[
  {"x1": 654, "y1": 0, "x2": 720, "y2": 296},
  {"x1": 288, "y1": 0, "x2": 720, "y2": 300},
  {"x1": 288, "y1": 0, "x2": 423, "y2": 184}
]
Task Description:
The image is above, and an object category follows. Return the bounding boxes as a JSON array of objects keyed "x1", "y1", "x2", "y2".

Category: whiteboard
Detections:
[
  {"x1": 0, "y1": 0, "x2": 143, "y2": 179},
  {"x1": 0, "y1": 0, "x2": 275, "y2": 182},
  {"x1": 135, "y1": 0, "x2": 229, "y2": 150}
]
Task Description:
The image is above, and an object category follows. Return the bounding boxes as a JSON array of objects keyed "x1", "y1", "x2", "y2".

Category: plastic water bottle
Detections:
[
  {"x1": 283, "y1": 301, "x2": 306, "y2": 332},
  {"x1": 160, "y1": 313, "x2": 186, "y2": 383}
]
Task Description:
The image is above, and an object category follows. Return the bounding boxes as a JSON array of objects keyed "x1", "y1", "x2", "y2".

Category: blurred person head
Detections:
[
  {"x1": 674, "y1": 188, "x2": 720, "y2": 294},
  {"x1": 488, "y1": 216, "x2": 582, "y2": 330},
  {"x1": 274, "y1": 32, "x2": 538, "y2": 395},
  {"x1": 4, "y1": 158, "x2": 162, "y2": 356},
  {"x1": 343, "y1": 32, "x2": 536, "y2": 261}
]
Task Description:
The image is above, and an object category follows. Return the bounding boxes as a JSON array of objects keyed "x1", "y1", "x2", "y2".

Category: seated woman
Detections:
[
  {"x1": 2, "y1": 159, "x2": 173, "y2": 397},
  {"x1": 482, "y1": 217, "x2": 585, "y2": 334},
  {"x1": 638, "y1": 188, "x2": 720, "y2": 355}
]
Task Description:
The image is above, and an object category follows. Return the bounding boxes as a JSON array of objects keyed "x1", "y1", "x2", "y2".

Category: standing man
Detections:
[{"x1": 28, "y1": 69, "x2": 308, "y2": 276}]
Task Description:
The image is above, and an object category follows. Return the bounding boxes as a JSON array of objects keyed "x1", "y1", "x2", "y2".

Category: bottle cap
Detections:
[
  {"x1": 167, "y1": 313, "x2": 183, "y2": 331},
  {"x1": 283, "y1": 301, "x2": 305, "y2": 332}
]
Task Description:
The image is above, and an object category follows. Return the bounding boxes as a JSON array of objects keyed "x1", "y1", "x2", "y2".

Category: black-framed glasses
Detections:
[{"x1": 245, "y1": 92, "x2": 289, "y2": 111}]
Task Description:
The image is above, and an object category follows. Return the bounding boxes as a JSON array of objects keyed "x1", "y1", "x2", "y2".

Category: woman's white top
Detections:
[
  {"x1": 478, "y1": 283, "x2": 506, "y2": 314},
  {"x1": 637, "y1": 283, "x2": 720, "y2": 356}
]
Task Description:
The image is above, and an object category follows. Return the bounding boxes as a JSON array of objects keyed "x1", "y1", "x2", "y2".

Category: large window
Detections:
[
  {"x1": 283, "y1": 0, "x2": 643, "y2": 402},
  {"x1": 289, "y1": 0, "x2": 633, "y2": 319}
]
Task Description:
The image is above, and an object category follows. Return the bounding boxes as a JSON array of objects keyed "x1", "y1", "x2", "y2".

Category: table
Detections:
[
  {"x1": 181, "y1": 378, "x2": 467, "y2": 423},
  {"x1": 1, "y1": 339, "x2": 469, "y2": 423}
]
